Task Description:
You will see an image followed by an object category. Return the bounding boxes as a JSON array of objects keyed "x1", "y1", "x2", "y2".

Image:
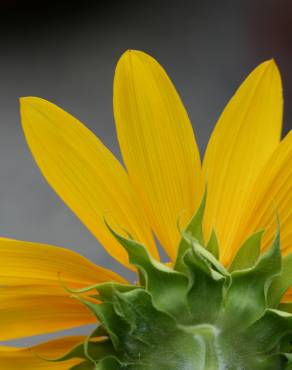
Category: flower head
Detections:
[{"x1": 0, "y1": 51, "x2": 292, "y2": 369}]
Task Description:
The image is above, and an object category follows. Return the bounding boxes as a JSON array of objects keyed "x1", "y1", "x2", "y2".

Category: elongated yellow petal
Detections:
[
  {"x1": 0, "y1": 238, "x2": 125, "y2": 286},
  {"x1": 114, "y1": 50, "x2": 202, "y2": 259},
  {"x1": 233, "y1": 130, "x2": 292, "y2": 259},
  {"x1": 20, "y1": 97, "x2": 158, "y2": 266},
  {"x1": 0, "y1": 336, "x2": 84, "y2": 369},
  {"x1": 0, "y1": 285, "x2": 95, "y2": 340},
  {"x1": 203, "y1": 60, "x2": 283, "y2": 264},
  {"x1": 0, "y1": 238, "x2": 124, "y2": 339}
]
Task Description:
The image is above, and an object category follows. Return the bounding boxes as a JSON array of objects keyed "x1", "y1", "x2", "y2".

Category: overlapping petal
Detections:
[
  {"x1": 0, "y1": 336, "x2": 84, "y2": 369},
  {"x1": 0, "y1": 238, "x2": 125, "y2": 339},
  {"x1": 0, "y1": 285, "x2": 95, "y2": 341},
  {"x1": 0, "y1": 238, "x2": 124, "y2": 286},
  {"x1": 234, "y1": 130, "x2": 292, "y2": 259},
  {"x1": 20, "y1": 97, "x2": 158, "y2": 266},
  {"x1": 203, "y1": 60, "x2": 283, "y2": 264},
  {"x1": 114, "y1": 50, "x2": 202, "y2": 259}
]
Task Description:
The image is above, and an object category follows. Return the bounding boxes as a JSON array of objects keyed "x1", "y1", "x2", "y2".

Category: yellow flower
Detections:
[{"x1": 0, "y1": 50, "x2": 291, "y2": 369}]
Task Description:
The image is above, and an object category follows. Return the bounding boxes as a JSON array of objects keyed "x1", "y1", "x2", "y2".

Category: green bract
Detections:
[{"x1": 49, "y1": 200, "x2": 292, "y2": 370}]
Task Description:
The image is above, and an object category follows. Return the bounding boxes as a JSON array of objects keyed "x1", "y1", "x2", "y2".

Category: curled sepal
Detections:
[
  {"x1": 220, "y1": 227, "x2": 281, "y2": 331},
  {"x1": 60, "y1": 280, "x2": 135, "y2": 298},
  {"x1": 268, "y1": 253, "x2": 292, "y2": 307},
  {"x1": 175, "y1": 190, "x2": 206, "y2": 272},
  {"x1": 183, "y1": 247, "x2": 226, "y2": 324},
  {"x1": 76, "y1": 296, "x2": 128, "y2": 349},
  {"x1": 182, "y1": 233, "x2": 229, "y2": 278},
  {"x1": 106, "y1": 220, "x2": 190, "y2": 322},
  {"x1": 36, "y1": 330, "x2": 114, "y2": 368},
  {"x1": 246, "y1": 309, "x2": 292, "y2": 353},
  {"x1": 229, "y1": 230, "x2": 263, "y2": 272}
]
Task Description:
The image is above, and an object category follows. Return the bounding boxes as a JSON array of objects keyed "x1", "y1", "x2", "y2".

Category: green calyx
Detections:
[{"x1": 51, "y1": 197, "x2": 292, "y2": 370}]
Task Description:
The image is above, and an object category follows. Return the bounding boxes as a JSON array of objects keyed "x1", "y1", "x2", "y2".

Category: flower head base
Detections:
[{"x1": 48, "y1": 200, "x2": 291, "y2": 370}]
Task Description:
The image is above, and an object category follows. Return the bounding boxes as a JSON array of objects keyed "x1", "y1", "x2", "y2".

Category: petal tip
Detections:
[
  {"x1": 118, "y1": 49, "x2": 150, "y2": 66},
  {"x1": 260, "y1": 58, "x2": 281, "y2": 76},
  {"x1": 19, "y1": 96, "x2": 42, "y2": 110}
]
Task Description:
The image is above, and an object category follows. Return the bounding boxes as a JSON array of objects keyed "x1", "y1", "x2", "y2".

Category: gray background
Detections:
[{"x1": 0, "y1": 0, "x2": 292, "y2": 346}]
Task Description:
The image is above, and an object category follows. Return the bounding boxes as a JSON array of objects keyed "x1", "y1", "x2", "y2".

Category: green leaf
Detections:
[
  {"x1": 229, "y1": 230, "x2": 263, "y2": 272},
  {"x1": 175, "y1": 190, "x2": 206, "y2": 271},
  {"x1": 205, "y1": 229, "x2": 219, "y2": 259},
  {"x1": 268, "y1": 253, "x2": 292, "y2": 307},
  {"x1": 221, "y1": 228, "x2": 281, "y2": 330},
  {"x1": 106, "y1": 221, "x2": 190, "y2": 322}
]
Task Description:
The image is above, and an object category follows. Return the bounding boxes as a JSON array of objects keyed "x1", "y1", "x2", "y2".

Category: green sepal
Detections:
[
  {"x1": 268, "y1": 253, "x2": 292, "y2": 307},
  {"x1": 95, "y1": 356, "x2": 122, "y2": 370},
  {"x1": 183, "y1": 246, "x2": 226, "y2": 324},
  {"x1": 106, "y1": 221, "x2": 190, "y2": 322},
  {"x1": 70, "y1": 361, "x2": 94, "y2": 370},
  {"x1": 182, "y1": 233, "x2": 229, "y2": 278},
  {"x1": 284, "y1": 353, "x2": 292, "y2": 369},
  {"x1": 220, "y1": 228, "x2": 281, "y2": 330},
  {"x1": 279, "y1": 303, "x2": 292, "y2": 314},
  {"x1": 107, "y1": 288, "x2": 206, "y2": 370},
  {"x1": 70, "y1": 356, "x2": 122, "y2": 370},
  {"x1": 60, "y1": 280, "x2": 135, "y2": 297},
  {"x1": 76, "y1": 297, "x2": 128, "y2": 349},
  {"x1": 175, "y1": 190, "x2": 206, "y2": 271},
  {"x1": 60, "y1": 213, "x2": 292, "y2": 370},
  {"x1": 205, "y1": 229, "x2": 219, "y2": 259},
  {"x1": 246, "y1": 309, "x2": 292, "y2": 353},
  {"x1": 40, "y1": 332, "x2": 114, "y2": 365},
  {"x1": 229, "y1": 230, "x2": 263, "y2": 272}
]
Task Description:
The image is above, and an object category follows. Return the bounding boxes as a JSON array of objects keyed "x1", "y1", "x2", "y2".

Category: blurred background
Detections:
[{"x1": 0, "y1": 0, "x2": 291, "y2": 347}]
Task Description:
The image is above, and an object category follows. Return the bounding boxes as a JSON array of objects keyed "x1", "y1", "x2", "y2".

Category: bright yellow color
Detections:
[
  {"x1": 235, "y1": 130, "x2": 292, "y2": 257},
  {"x1": 0, "y1": 238, "x2": 124, "y2": 339},
  {"x1": 1, "y1": 51, "x2": 291, "y2": 368},
  {"x1": 203, "y1": 60, "x2": 283, "y2": 264},
  {"x1": 114, "y1": 51, "x2": 202, "y2": 259},
  {"x1": 20, "y1": 97, "x2": 157, "y2": 266}
]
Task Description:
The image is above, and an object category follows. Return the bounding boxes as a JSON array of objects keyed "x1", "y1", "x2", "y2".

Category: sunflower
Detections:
[{"x1": 1, "y1": 50, "x2": 292, "y2": 369}]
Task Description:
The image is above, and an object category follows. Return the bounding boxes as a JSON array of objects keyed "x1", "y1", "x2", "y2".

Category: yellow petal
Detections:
[
  {"x1": 0, "y1": 285, "x2": 95, "y2": 340},
  {"x1": 114, "y1": 50, "x2": 202, "y2": 259},
  {"x1": 20, "y1": 97, "x2": 158, "y2": 266},
  {"x1": 233, "y1": 130, "x2": 292, "y2": 259},
  {"x1": 0, "y1": 238, "x2": 124, "y2": 339},
  {"x1": 203, "y1": 60, "x2": 283, "y2": 264},
  {"x1": 0, "y1": 336, "x2": 84, "y2": 369},
  {"x1": 0, "y1": 238, "x2": 125, "y2": 286}
]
